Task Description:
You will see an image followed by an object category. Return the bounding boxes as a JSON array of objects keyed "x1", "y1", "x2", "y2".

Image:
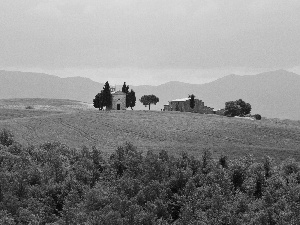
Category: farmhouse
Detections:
[
  {"x1": 163, "y1": 104, "x2": 170, "y2": 111},
  {"x1": 109, "y1": 87, "x2": 126, "y2": 110},
  {"x1": 215, "y1": 108, "x2": 225, "y2": 116},
  {"x1": 164, "y1": 97, "x2": 214, "y2": 114}
]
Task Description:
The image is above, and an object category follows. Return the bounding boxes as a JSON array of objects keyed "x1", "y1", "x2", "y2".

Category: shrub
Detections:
[
  {"x1": 219, "y1": 155, "x2": 228, "y2": 168},
  {"x1": 232, "y1": 169, "x2": 245, "y2": 190},
  {"x1": 224, "y1": 99, "x2": 251, "y2": 117},
  {"x1": 0, "y1": 129, "x2": 14, "y2": 147},
  {"x1": 0, "y1": 210, "x2": 16, "y2": 225},
  {"x1": 3, "y1": 141, "x2": 300, "y2": 224},
  {"x1": 25, "y1": 106, "x2": 34, "y2": 109},
  {"x1": 254, "y1": 114, "x2": 262, "y2": 120}
]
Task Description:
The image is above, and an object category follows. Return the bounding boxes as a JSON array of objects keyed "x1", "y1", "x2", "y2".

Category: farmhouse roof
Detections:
[{"x1": 171, "y1": 98, "x2": 190, "y2": 102}]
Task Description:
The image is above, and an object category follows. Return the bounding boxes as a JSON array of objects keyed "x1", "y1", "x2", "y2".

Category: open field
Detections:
[
  {"x1": 1, "y1": 98, "x2": 300, "y2": 161},
  {"x1": 0, "y1": 98, "x2": 93, "y2": 120},
  {"x1": 0, "y1": 98, "x2": 93, "y2": 112}
]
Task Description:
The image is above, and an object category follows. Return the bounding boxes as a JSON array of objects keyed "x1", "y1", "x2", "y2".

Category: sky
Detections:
[{"x1": 1, "y1": 0, "x2": 300, "y2": 85}]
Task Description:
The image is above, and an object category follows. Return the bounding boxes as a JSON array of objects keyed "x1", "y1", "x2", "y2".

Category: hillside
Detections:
[
  {"x1": 0, "y1": 70, "x2": 103, "y2": 103},
  {"x1": 2, "y1": 110, "x2": 300, "y2": 224},
  {"x1": 1, "y1": 103, "x2": 300, "y2": 161},
  {"x1": 0, "y1": 98, "x2": 93, "y2": 112},
  {"x1": 1, "y1": 69, "x2": 300, "y2": 120}
]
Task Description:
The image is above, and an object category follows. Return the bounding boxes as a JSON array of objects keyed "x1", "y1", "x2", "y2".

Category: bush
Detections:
[
  {"x1": 25, "y1": 106, "x2": 34, "y2": 109},
  {"x1": 0, "y1": 210, "x2": 16, "y2": 225},
  {"x1": 254, "y1": 114, "x2": 262, "y2": 120},
  {"x1": 224, "y1": 99, "x2": 251, "y2": 117},
  {"x1": 219, "y1": 155, "x2": 228, "y2": 168},
  {"x1": 2, "y1": 141, "x2": 300, "y2": 224},
  {"x1": 0, "y1": 128, "x2": 14, "y2": 147}
]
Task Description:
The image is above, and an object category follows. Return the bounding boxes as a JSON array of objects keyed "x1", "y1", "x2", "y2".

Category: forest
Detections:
[{"x1": 1, "y1": 129, "x2": 300, "y2": 224}]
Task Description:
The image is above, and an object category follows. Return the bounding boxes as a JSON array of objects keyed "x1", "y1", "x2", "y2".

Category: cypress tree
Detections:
[
  {"x1": 93, "y1": 91, "x2": 104, "y2": 110},
  {"x1": 128, "y1": 89, "x2": 136, "y2": 110},
  {"x1": 189, "y1": 94, "x2": 195, "y2": 110},
  {"x1": 102, "y1": 81, "x2": 112, "y2": 109},
  {"x1": 122, "y1": 82, "x2": 136, "y2": 109},
  {"x1": 122, "y1": 82, "x2": 129, "y2": 94}
]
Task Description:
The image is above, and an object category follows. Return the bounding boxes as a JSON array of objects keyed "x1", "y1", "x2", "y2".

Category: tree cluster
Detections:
[
  {"x1": 93, "y1": 82, "x2": 136, "y2": 110},
  {"x1": 225, "y1": 99, "x2": 251, "y2": 117},
  {"x1": 93, "y1": 81, "x2": 112, "y2": 110},
  {"x1": 2, "y1": 130, "x2": 300, "y2": 224},
  {"x1": 140, "y1": 95, "x2": 159, "y2": 110},
  {"x1": 122, "y1": 82, "x2": 136, "y2": 110}
]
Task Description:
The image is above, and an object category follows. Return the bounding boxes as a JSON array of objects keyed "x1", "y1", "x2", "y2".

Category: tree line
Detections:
[
  {"x1": 1, "y1": 129, "x2": 300, "y2": 224},
  {"x1": 122, "y1": 82, "x2": 136, "y2": 110}
]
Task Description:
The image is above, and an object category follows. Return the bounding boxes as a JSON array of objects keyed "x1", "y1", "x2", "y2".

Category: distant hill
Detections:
[
  {"x1": 0, "y1": 70, "x2": 103, "y2": 103},
  {"x1": 1, "y1": 69, "x2": 300, "y2": 120}
]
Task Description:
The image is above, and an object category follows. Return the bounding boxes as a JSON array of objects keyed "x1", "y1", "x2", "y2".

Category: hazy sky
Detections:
[{"x1": 1, "y1": 0, "x2": 300, "y2": 85}]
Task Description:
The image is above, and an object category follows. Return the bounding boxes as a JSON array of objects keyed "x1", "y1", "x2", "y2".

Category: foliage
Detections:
[
  {"x1": 254, "y1": 114, "x2": 262, "y2": 120},
  {"x1": 25, "y1": 106, "x2": 34, "y2": 110},
  {"x1": 1, "y1": 130, "x2": 300, "y2": 224},
  {"x1": 102, "y1": 81, "x2": 112, "y2": 109},
  {"x1": 225, "y1": 99, "x2": 251, "y2": 117},
  {"x1": 189, "y1": 94, "x2": 195, "y2": 109},
  {"x1": 93, "y1": 91, "x2": 104, "y2": 110},
  {"x1": 0, "y1": 128, "x2": 14, "y2": 146},
  {"x1": 140, "y1": 94, "x2": 159, "y2": 110},
  {"x1": 122, "y1": 82, "x2": 136, "y2": 110},
  {"x1": 122, "y1": 82, "x2": 129, "y2": 94},
  {"x1": 127, "y1": 89, "x2": 136, "y2": 110},
  {"x1": 93, "y1": 82, "x2": 112, "y2": 110}
]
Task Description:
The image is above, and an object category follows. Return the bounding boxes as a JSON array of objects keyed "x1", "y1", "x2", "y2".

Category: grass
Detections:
[
  {"x1": 0, "y1": 98, "x2": 93, "y2": 112},
  {"x1": 0, "y1": 98, "x2": 94, "y2": 120},
  {"x1": 0, "y1": 99, "x2": 300, "y2": 162}
]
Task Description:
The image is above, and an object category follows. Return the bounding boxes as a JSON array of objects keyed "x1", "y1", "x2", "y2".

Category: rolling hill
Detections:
[
  {"x1": 0, "y1": 70, "x2": 103, "y2": 103},
  {"x1": 1, "y1": 69, "x2": 300, "y2": 120},
  {"x1": 0, "y1": 99, "x2": 300, "y2": 162}
]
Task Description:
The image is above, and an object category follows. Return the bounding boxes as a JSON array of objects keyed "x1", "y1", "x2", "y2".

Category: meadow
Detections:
[{"x1": 0, "y1": 98, "x2": 300, "y2": 161}]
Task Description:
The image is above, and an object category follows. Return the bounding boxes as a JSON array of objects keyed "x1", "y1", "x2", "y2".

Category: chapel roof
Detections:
[{"x1": 112, "y1": 91, "x2": 126, "y2": 95}]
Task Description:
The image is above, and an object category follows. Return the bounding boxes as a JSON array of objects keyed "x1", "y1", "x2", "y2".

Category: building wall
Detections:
[
  {"x1": 111, "y1": 92, "x2": 126, "y2": 110},
  {"x1": 215, "y1": 109, "x2": 225, "y2": 116},
  {"x1": 167, "y1": 99, "x2": 214, "y2": 114},
  {"x1": 164, "y1": 105, "x2": 170, "y2": 111}
]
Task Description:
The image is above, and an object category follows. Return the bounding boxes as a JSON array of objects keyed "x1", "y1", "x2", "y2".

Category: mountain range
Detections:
[{"x1": 0, "y1": 69, "x2": 299, "y2": 120}]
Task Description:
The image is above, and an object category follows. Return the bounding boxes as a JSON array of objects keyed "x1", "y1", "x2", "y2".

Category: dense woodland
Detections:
[{"x1": 1, "y1": 129, "x2": 300, "y2": 224}]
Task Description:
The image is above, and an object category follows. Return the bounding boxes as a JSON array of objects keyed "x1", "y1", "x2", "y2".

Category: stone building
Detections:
[
  {"x1": 164, "y1": 97, "x2": 214, "y2": 114},
  {"x1": 163, "y1": 104, "x2": 170, "y2": 111},
  {"x1": 214, "y1": 108, "x2": 225, "y2": 116},
  {"x1": 111, "y1": 91, "x2": 126, "y2": 110},
  {"x1": 108, "y1": 86, "x2": 126, "y2": 110}
]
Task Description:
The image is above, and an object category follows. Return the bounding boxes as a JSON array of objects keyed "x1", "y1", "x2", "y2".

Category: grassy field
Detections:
[
  {"x1": 0, "y1": 98, "x2": 93, "y2": 111},
  {"x1": 1, "y1": 98, "x2": 300, "y2": 161}
]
